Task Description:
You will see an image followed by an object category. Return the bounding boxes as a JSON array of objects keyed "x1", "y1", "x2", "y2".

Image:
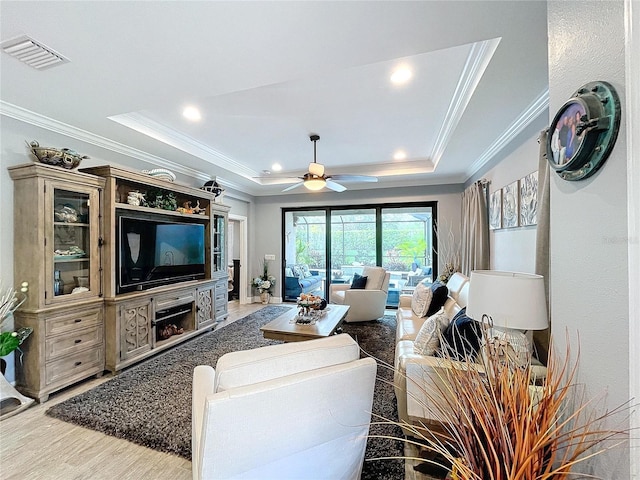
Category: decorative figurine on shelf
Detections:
[
  {"x1": 201, "y1": 179, "x2": 224, "y2": 198},
  {"x1": 126, "y1": 191, "x2": 146, "y2": 207},
  {"x1": 27, "y1": 140, "x2": 89, "y2": 170}
]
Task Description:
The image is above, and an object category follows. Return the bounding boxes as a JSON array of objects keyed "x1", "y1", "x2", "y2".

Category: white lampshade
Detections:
[{"x1": 466, "y1": 270, "x2": 548, "y2": 331}]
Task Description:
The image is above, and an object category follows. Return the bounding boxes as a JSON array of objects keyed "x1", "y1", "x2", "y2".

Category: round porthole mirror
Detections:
[{"x1": 546, "y1": 81, "x2": 621, "y2": 181}]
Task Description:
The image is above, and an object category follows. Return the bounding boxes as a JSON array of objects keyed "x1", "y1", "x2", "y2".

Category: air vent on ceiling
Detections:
[{"x1": 1, "y1": 35, "x2": 69, "y2": 70}]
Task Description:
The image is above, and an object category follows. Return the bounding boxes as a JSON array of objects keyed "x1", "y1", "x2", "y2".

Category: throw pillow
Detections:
[
  {"x1": 411, "y1": 282, "x2": 433, "y2": 317},
  {"x1": 302, "y1": 264, "x2": 312, "y2": 278},
  {"x1": 414, "y1": 307, "x2": 450, "y2": 356},
  {"x1": 426, "y1": 281, "x2": 449, "y2": 316},
  {"x1": 350, "y1": 273, "x2": 368, "y2": 289},
  {"x1": 293, "y1": 265, "x2": 305, "y2": 279},
  {"x1": 284, "y1": 267, "x2": 294, "y2": 277},
  {"x1": 440, "y1": 307, "x2": 483, "y2": 361}
]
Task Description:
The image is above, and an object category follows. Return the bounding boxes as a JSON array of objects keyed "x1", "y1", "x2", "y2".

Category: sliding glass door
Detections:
[
  {"x1": 282, "y1": 202, "x2": 436, "y2": 306},
  {"x1": 283, "y1": 210, "x2": 327, "y2": 301},
  {"x1": 330, "y1": 208, "x2": 376, "y2": 282},
  {"x1": 381, "y1": 207, "x2": 434, "y2": 306}
]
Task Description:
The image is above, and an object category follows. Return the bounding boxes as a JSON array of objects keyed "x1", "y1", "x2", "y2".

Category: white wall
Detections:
[{"x1": 548, "y1": 1, "x2": 631, "y2": 477}]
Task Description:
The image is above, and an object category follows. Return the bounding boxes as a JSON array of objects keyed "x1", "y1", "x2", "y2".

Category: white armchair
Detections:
[
  {"x1": 329, "y1": 266, "x2": 391, "y2": 322},
  {"x1": 192, "y1": 334, "x2": 377, "y2": 480}
]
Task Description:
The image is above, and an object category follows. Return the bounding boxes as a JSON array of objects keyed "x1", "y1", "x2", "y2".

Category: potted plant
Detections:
[
  {"x1": 252, "y1": 260, "x2": 276, "y2": 304},
  {"x1": 1, "y1": 282, "x2": 35, "y2": 419},
  {"x1": 0, "y1": 282, "x2": 31, "y2": 372},
  {"x1": 391, "y1": 335, "x2": 630, "y2": 479}
]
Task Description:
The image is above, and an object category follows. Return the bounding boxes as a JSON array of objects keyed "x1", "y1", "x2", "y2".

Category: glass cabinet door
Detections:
[
  {"x1": 212, "y1": 213, "x2": 226, "y2": 273},
  {"x1": 46, "y1": 184, "x2": 101, "y2": 303}
]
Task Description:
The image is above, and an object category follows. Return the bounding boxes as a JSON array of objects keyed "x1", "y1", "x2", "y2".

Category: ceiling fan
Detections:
[{"x1": 282, "y1": 134, "x2": 378, "y2": 192}]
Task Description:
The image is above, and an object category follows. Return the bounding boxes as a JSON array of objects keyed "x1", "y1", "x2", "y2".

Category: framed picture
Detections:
[
  {"x1": 548, "y1": 100, "x2": 586, "y2": 168},
  {"x1": 519, "y1": 171, "x2": 538, "y2": 226},
  {"x1": 489, "y1": 189, "x2": 502, "y2": 230},
  {"x1": 502, "y1": 181, "x2": 519, "y2": 228}
]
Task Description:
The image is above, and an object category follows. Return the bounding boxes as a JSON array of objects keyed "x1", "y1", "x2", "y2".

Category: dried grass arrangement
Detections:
[{"x1": 377, "y1": 336, "x2": 631, "y2": 479}]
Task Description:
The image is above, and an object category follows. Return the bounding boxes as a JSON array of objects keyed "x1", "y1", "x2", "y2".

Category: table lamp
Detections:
[{"x1": 466, "y1": 270, "x2": 548, "y2": 366}]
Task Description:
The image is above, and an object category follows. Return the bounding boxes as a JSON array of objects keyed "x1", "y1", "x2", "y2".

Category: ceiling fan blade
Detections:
[
  {"x1": 326, "y1": 180, "x2": 347, "y2": 192},
  {"x1": 328, "y1": 174, "x2": 378, "y2": 183},
  {"x1": 282, "y1": 182, "x2": 304, "y2": 192}
]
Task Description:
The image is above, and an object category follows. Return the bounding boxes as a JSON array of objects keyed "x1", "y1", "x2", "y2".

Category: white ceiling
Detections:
[{"x1": 0, "y1": 1, "x2": 549, "y2": 196}]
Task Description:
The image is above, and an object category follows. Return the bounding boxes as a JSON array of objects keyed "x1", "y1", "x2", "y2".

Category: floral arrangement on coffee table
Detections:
[{"x1": 297, "y1": 293, "x2": 327, "y2": 316}]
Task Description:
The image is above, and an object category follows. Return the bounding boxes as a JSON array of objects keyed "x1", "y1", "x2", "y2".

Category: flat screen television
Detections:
[{"x1": 117, "y1": 214, "x2": 206, "y2": 293}]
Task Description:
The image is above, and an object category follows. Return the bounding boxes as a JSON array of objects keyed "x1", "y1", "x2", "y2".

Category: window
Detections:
[{"x1": 282, "y1": 202, "x2": 437, "y2": 306}]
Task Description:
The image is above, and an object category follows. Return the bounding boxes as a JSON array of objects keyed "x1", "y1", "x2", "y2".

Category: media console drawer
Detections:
[{"x1": 154, "y1": 290, "x2": 195, "y2": 310}]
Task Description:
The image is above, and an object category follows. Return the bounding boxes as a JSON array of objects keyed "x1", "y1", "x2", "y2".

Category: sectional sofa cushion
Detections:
[
  {"x1": 427, "y1": 282, "x2": 449, "y2": 317},
  {"x1": 411, "y1": 282, "x2": 433, "y2": 317},
  {"x1": 413, "y1": 307, "x2": 450, "y2": 356},
  {"x1": 440, "y1": 307, "x2": 483, "y2": 361}
]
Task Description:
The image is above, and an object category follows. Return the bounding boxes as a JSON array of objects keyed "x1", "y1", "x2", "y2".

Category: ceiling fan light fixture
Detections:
[
  {"x1": 308, "y1": 161, "x2": 324, "y2": 176},
  {"x1": 304, "y1": 178, "x2": 326, "y2": 191}
]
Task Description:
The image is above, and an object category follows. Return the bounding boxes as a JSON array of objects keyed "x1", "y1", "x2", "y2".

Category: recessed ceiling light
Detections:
[
  {"x1": 271, "y1": 163, "x2": 282, "y2": 172},
  {"x1": 182, "y1": 106, "x2": 201, "y2": 121},
  {"x1": 393, "y1": 150, "x2": 407, "y2": 160},
  {"x1": 390, "y1": 66, "x2": 412, "y2": 85}
]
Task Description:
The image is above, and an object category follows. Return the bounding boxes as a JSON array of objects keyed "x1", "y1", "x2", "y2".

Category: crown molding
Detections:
[
  {"x1": 0, "y1": 100, "x2": 246, "y2": 192},
  {"x1": 108, "y1": 112, "x2": 260, "y2": 180},
  {"x1": 465, "y1": 87, "x2": 550, "y2": 178},
  {"x1": 430, "y1": 37, "x2": 501, "y2": 169}
]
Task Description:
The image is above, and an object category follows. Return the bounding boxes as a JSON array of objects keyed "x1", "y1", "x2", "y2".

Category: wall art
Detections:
[
  {"x1": 502, "y1": 181, "x2": 519, "y2": 228},
  {"x1": 546, "y1": 81, "x2": 621, "y2": 181},
  {"x1": 519, "y1": 171, "x2": 538, "y2": 227},
  {"x1": 489, "y1": 189, "x2": 502, "y2": 230}
]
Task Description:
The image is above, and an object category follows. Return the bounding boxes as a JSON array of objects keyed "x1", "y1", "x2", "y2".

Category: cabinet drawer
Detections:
[
  {"x1": 215, "y1": 302, "x2": 228, "y2": 315},
  {"x1": 46, "y1": 307, "x2": 103, "y2": 336},
  {"x1": 45, "y1": 347, "x2": 104, "y2": 386},
  {"x1": 154, "y1": 290, "x2": 195, "y2": 310},
  {"x1": 214, "y1": 281, "x2": 227, "y2": 294},
  {"x1": 215, "y1": 292, "x2": 227, "y2": 304},
  {"x1": 45, "y1": 325, "x2": 103, "y2": 361}
]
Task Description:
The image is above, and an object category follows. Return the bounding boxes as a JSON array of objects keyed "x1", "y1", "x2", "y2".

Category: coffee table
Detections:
[{"x1": 260, "y1": 304, "x2": 350, "y2": 342}]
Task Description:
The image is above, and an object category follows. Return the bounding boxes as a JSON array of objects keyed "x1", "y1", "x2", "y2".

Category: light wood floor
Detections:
[
  {"x1": 0, "y1": 301, "x2": 430, "y2": 480},
  {"x1": 0, "y1": 301, "x2": 264, "y2": 480}
]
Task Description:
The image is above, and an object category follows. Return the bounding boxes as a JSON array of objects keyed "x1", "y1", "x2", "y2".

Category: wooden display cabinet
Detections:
[
  {"x1": 10, "y1": 163, "x2": 231, "y2": 387},
  {"x1": 9, "y1": 163, "x2": 106, "y2": 402}
]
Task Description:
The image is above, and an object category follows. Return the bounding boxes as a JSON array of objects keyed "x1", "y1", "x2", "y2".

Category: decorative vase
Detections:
[
  {"x1": 53, "y1": 270, "x2": 64, "y2": 296},
  {"x1": 260, "y1": 291, "x2": 271, "y2": 305}
]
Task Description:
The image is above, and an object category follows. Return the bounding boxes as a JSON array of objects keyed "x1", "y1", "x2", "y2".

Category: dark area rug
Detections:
[{"x1": 46, "y1": 305, "x2": 405, "y2": 479}]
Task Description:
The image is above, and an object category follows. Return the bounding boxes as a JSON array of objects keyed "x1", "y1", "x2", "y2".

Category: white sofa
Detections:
[
  {"x1": 394, "y1": 273, "x2": 471, "y2": 430},
  {"x1": 329, "y1": 266, "x2": 391, "y2": 322},
  {"x1": 393, "y1": 272, "x2": 547, "y2": 432},
  {"x1": 192, "y1": 334, "x2": 377, "y2": 480}
]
